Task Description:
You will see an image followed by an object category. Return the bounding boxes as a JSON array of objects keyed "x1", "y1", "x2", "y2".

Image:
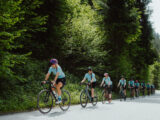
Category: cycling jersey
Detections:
[
  {"x1": 119, "y1": 79, "x2": 126, "y2": 86},
  {"x1": 129, "y1": 80, "x2": 134, "y2": 87},
  {"x1": 141, "y1": 83, "x2": 146, "y2": 88},
  {"x1": 147, "y1": 84, "x2": 150, "y2": 89},
  {"x1": 48, "y1": 65, "x2": 65, "y2": 79},
  {"x1": 135, "y1": 83, "x2": 140, "y2": 87},
  {"x1": 103, "y1": 77, "x2": 112, "y2": 85},
  {"x1": 153, "y1": 85, "x2": 155, "y2": 89},
  {"x1": 84, "y1": 73, "x2": 96, "y2": 82}
]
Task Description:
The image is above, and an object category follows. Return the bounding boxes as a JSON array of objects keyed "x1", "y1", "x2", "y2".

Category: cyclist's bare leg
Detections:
[
  {"x1": 133, "y1": 89, "x2": 135, "y2": 97},
  {"x1": 108, "y1": 94, "x2": 112, "y2": 103},
  {"x1": 91, "y1": 88, "x2": 94, "y2": 98},
  {"x1": 124, "y1": 89, "x2": 126, "y2": 96},
  {"x1": 56, "y1": 82, "x2": 63, "y2": 96},
  {"x1": 52, "y1": 84, "x2": 56, "y2": 91},
  {"x1": 104, "y1": 88, "x2": 106, "y2": 96}
]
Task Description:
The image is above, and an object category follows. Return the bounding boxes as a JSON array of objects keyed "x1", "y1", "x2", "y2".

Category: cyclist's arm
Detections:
[
  {"x1": 45, "y1": 73, "x2": 50, "y2": 81},
  {"x1": 91, "y1": 78, "x2": 94, "y2": 83},
  {"x1": 117, "y1": 81, "x2": 120, "y2": 87},
  {"x1": 81, "y1": 78, "x2": 86, "y2": 83},
  {"x1": 100, "y1": 80, "x2": 104, "y2": 87}
]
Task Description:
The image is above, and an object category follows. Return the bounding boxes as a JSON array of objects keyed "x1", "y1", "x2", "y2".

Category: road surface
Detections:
[{"x1": 1, "y1": 91, "x2": 160, "y2": 120}]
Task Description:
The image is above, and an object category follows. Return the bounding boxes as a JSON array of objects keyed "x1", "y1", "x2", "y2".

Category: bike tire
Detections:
[
  {"x1": 92, "y1": 91, "x2": 98, "y2": 106},
  {"x1": 37, "y1": 89, "x2": 53, "y2": 114},
  {"x1": 59, "y1": 89, "x2": 71, "y2": 111},
  {"x1": 80, "y1": 90, "x2": 88, "y2": 108},
  {"x1": 102, "y1": 90, "x2": 107, "y2": 104}
]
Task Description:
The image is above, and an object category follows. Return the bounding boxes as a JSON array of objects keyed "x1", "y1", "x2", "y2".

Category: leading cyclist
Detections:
[{"x1": 43, "y1": 58, "x2": 66, "y2": 104}]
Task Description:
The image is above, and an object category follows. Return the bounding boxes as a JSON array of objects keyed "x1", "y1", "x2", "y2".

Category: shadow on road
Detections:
[
  {"x1": 49, "y1": 111, "x2": 66, "y2": 117},
  {"x1": 125, "y1": 92, "x2": 160, "y2": 104},
  {"x1": 85, "y1": 106, "x2": 98, "y2": 110}
]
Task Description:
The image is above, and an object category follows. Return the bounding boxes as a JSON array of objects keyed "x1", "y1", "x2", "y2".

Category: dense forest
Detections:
[{"x1": 0, "y1": 0, "x2": 159, "y2": 113}]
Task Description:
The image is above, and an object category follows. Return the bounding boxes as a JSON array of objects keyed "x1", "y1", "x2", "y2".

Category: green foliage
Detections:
[
  {"x1": 101, "y1": 0, "x2": 142, "y2": 85},
  {"x1": 149, "y1": 61, "x2": 160, "y2": 89}
]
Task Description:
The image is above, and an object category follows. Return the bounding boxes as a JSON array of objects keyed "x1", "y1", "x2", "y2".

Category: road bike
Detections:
[
  {"x1": 37, "y1": 81, "x2": 71, "y2": 114},
  {"x1": 101, "y1": 86, "x2": 112, "y2": 103},
  {"x1": 80, "y1": 83, "x2": 98, "y2": 108},
  {"x1": 119, "y1": 86, "x2": 126, "y2": 101}
]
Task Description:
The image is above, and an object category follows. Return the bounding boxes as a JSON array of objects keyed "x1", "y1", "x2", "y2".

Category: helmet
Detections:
[
  {"x1": 121, "y1": 75, "x2": 124, "y2": 78},
  {"x1": 50, "y1": 59, "x2": 58, "y2": 65},
  {"x1": 135, "y1": 80, "x2": 138, "y2": 83},
  {"x1": 104, "y1": 73, "x2": 108, "y2": 76},
  {"x1": 88, "y1": 67, "x2": 92, "y2": 71}
]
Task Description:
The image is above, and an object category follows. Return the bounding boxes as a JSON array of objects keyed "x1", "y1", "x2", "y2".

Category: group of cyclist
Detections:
[
  {"x1": 43, "y1": 58, "x2": 155, "y2": 104},
  {"x1": 118, "y1": 77, "x2": 155, "y2": 100}
]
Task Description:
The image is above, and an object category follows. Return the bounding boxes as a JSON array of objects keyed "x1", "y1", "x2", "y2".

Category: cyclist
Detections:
[
  {"x1": 141, "y1": 81, "x2": 146, "y2": 96},
  {"x1": 128, "y1": 78, "x2": 135, "y2": 99},
  {"x1": 81, "y1": 67, "x2": 97, "y2": 102},
  {"x1": 146, "y1": 83, "x2": 151, "y2": 95},
  {"x1": 117, "y1": 76, "x2": 126, "y2": 100},
  {"x1": 43, "y1": 58, "x2": 66, "y2": 104},
  {"x1": 153, "y1": 85, "x2": 155, "y2": 94},
  {"x1": 151, "y1": 84, "x2": 154, "y2": 94},
  {"x1": 134, "y1": 80, "x2": 140, "y2": 97},
  {"x1": 100, "y1": 73, "x2": 113, "y2": 103}
]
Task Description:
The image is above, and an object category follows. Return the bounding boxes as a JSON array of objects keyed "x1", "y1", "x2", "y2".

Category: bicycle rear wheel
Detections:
[
  {"x1": 119, "y1": 91, "x2": 123, "y2": 101},
  {"x1": 37, "y1": 89, "x2": 53, "y2": 114},
  {"x1": 59, "y1": 89, "x2": 71, "y2": 111},
  {"x1": 80, "y1": 90, "x2": 88, "y2": 108}
]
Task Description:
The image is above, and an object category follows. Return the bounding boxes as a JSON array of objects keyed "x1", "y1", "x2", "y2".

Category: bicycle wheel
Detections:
[
  {"x1": 59, "y1": 89, "x2": 71, "y2": 111},
  {"x1": 92, "y1": 91, "x2": 98, "y2": 106},
  {"x1": 80, "y1": 90, "x2": 88, "y2": 108},
  {"x1": 102, "y1": 91, "x2": 107, "y2": 104},
  {"x1": 119, "y1": 91, "x2": 123, "y2": 101},
  {"x1": 37, "y1": 89, "x2": 53, "y2": 114}
]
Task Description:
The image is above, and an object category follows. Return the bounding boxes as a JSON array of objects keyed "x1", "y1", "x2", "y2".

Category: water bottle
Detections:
[{"x1": 53, "y1": 91, "x2": 58, "y2": 99}]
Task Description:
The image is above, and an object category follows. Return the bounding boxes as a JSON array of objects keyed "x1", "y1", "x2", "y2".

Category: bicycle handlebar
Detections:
[
  {"x1": 41, "y1": 81, "x2": 56, "y2": 89},
  {"x1": 80, "y1": 82, "x2": 90, "y2": 86}
]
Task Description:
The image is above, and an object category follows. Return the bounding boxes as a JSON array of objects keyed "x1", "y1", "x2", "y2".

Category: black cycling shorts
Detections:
[
  {"x1": 56, "y1": 78, "x2": 66, "y2": 86},
  {"x1": 135, "y1": 86, "x2": 139, "y2": 89},
  {"x1": 105, "y1": 85, "x2": 112, "y2": 94},
  {"x1": 90, "y1": 82, "x2": 96, "y2": 89},
  {"x1": 147, "y1": 88, "x2": 150, "y2": 90},
  {"x1": 123, "y1": 86, "x2": 126, "y2": 90}
]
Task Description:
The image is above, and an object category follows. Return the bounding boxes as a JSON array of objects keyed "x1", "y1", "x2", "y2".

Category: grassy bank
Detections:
[{"x1": 0, "y1": 82, "x2": 119, "y2": 114}]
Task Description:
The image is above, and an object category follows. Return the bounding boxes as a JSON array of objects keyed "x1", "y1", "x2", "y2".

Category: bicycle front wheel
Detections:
[
  {"x1": 102, "y1": 91, "x2": 107, "y2": 104},
  {"x1": 59, "y1": 89, "x2": 71, "y2": 111},
  {"x1": 92, "y1": 91, "x2": 98, "y2": 106},
  {"x1": 80, "y1": 90, "x2": 88, "y2": 108},
  {"x1": 37, "y1": 89, "x2": 53, "y2": 114}
]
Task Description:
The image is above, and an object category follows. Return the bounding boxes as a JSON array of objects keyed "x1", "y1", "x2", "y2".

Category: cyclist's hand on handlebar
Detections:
[
  {"x1": 42, "y1": 81, "x2": 46, "y2": 84},
  {"x1": 51, "y1": 80, "x2": 55, "y2": 85},
  {"x1": 80, "y1": 82, "x2": 83, "y2": 85}
]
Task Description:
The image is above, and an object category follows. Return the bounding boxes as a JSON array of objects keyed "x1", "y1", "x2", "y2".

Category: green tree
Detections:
[{"x1": 102, "y1": 0, "x2": 141, "y2": 84}]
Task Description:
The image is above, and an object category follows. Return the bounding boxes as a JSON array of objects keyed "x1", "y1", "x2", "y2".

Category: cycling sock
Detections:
[{"x1": 58, "y1": 96, "x2": 61, "y2": 100}]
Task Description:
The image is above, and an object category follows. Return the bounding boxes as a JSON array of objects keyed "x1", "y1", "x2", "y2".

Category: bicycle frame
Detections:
[
  {"x1": 42, "y1": 81, "x2": 58, "y2": 101},
  {"x1": 82, "y1": 83, "x2": 92, "y2": 101},
  {"x1": 119, "y1": 86, "x2": 125, "y2": 94},
  {"x1": 103, "y1": 87, "x2": 109, "y2": 99}
]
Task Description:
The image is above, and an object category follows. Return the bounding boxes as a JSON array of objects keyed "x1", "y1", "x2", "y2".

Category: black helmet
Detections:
[
  {"x1": 121, "y1": 75, "x2": 124, "y2": 78},
  {"x1": 88, "y1": 67, "x2": 92, "y2": 71}
]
